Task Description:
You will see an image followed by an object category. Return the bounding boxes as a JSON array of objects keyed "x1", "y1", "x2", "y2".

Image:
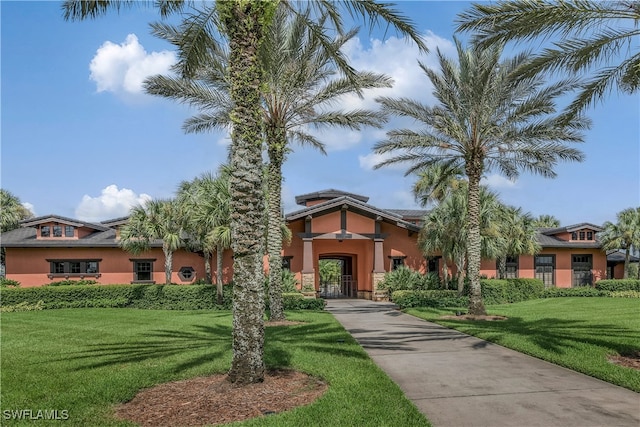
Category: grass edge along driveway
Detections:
[
  {"x1": 1, "y1": 309, "x2": 430, "y2": 427},
  {"x1": 406, "y1": 297, "x2": 640, "y2": 392}
]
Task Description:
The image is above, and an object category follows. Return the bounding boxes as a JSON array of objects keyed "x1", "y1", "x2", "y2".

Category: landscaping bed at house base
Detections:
[
  {"x1": 405, "y1": 297, "x2": 640, "y2": 392},
  {"x1": 1, "y1": 309, "x2": 430, "y2": 427}
]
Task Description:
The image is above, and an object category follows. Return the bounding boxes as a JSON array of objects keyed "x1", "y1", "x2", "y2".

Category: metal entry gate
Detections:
[{"x1": 320, "y1": 275, "x2": 357, "y2": 298}]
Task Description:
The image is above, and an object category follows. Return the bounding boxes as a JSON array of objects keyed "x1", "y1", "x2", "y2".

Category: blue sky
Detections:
[{"x1": 2, "y1": 1, "x2": 638, "y2": 226}]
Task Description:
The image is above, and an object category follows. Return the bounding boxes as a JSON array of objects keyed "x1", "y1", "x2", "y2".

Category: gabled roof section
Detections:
[
  {"x1": 295, "y1": 189, "x2": 369, "y2": 206},
  {"x1": 540, "y1": 223, "x2": 603, "y2": 236},
  {"x1": 101, "y1": 216, "x2": 130, "y2": 227},
  {"x1": 286, "y1": 195, "x2": 421, "y2": 232},
  {"x1": 0, "y1": 227, "x2": 121, "y2": 248},
  {"x1": 535, "y1": 231, "x2": 601, "y2": 248},
  {"x1": 386, "y1": 209, "x2": 429, "y2": 219},
  {"x1": 20, "y1": 215, "x2": 110, "y2": 232}
]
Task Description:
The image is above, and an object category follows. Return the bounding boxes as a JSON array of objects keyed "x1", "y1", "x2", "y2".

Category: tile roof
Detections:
[{"x1": 294, "y1": 189, "x2": 369, "y2": 206}]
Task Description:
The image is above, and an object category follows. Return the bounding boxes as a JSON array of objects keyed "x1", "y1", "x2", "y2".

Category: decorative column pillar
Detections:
[
  {"x1": 372, "y1": 238, "x2": 388, "y2": 301},
  {"x1": 301, "y1": 238, "x2": 315, "y2": 295}
]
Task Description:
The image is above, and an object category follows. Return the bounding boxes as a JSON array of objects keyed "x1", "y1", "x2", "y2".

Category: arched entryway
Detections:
[{"x1": 318, "y1": 254, "x2": 357, "y2": 298}]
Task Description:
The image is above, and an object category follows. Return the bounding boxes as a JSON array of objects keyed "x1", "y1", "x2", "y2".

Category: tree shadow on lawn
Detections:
[
  {"x1": 435, "y1": 316, "x2": 640, "y2": 357},
  {"x1": 62, "y1": 316, "x2": 367, "y2": 375}
]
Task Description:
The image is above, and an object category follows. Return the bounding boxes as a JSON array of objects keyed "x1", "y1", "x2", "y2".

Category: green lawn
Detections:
[
  {"x1": 1, "y1": 309, "x2": 430, "y2": 426},
  {"x1": 406, "y1": 297, "x2": 640, "y2": 392}
]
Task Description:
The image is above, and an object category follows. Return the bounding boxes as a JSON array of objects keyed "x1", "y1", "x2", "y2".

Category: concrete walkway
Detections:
[{"x1": 326, "y1": 299, "x2": 640, "y2": 427}]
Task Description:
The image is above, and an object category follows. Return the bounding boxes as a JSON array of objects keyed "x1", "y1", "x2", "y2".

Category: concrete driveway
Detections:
[{"x1": 326, "y1": 299, "x2": 640, "y2": 427}]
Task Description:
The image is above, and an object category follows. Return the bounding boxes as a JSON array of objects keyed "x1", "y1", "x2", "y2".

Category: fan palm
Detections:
[
  {"x1": 63, "y1": 0, "x2": 425, "y2": 385},
  {"x1": 534, "y1": 214, "x2": 561, "y2": 228},
  {"x1": 146, "y1": 6, "x2": 391, "y2": 321},
  {"x1": 456, "y1": 0, "x2": 640, "y2": 115},
  {"x1": 374, "y1": 39, "x2": 589, "y2": 315},
  {"x1": 177, "y1": 167, "x2": 232, "y2": 303},
  {"x1": 495, "y1": 206, "x2": 540, "y2": 279},
  {"x1": 1, "y1": 189, "x2": 33, "y2": 232},
  {"x1": 119, "y1": 199, "x2": 186, "y2": 284},
  {"x1": 599, "y1": 207, "x2": 640, "y2": 278}
]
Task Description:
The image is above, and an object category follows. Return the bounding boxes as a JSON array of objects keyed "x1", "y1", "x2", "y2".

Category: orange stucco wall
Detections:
[
  {"x1": 478, "y1": 248, "x2": 606, "y2": 288},
  {"x1": 5, "y1": 247, "x2": 207, "y2": 287}
]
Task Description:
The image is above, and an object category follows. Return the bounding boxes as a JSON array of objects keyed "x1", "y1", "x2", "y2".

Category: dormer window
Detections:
[
  {"x1": 587, "y1": 231, "x2": 593, "y2": 240},
  {"x1": 65, "y1": 225, "x2": 75, "y2": 237},
  {"x1": 41, "y1": 225, "x2": 50, "y2": 237},
  {"x1": 579, "y1": 231, "x2": 585, "y2": 240},
  {"x1": 571, "y1": 232, "x2": 577, "y2": 240},
  {"x1": 53, "y1": 225, "x2": 62, "y2": 237}
]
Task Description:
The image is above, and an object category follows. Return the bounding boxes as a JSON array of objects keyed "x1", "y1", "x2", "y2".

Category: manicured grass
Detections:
[
  {"x1": 406, "y1": 297, "x2": 640, "y2": 392},
  {"x1": 1, "y1": 309, "x2": 430, "y2": 426}
]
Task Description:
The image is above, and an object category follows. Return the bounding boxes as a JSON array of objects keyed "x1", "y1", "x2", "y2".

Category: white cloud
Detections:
[
  {"x1": 22, "y1": 202, "x2": 36, "y2": 217},
  {"x1": 481, "y1": 174, "x2": 518, "y2": 189},
  {"x1": 358, "y1": 151, "x2": 406, "y2": 171},
  {"x1": 75, "y1": 185, "x2": 152, "y2": 222},
  {"x1": 89, "y1": 34, "x2": 176, "y2": 96}
]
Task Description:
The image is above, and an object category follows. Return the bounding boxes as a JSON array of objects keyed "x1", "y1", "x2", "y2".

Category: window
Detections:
[
  {"x1": 53, "y1": 225, "x2": 62, "y2": 237},
  {"x1": 572, "y1": 254, "x2": 593, "y2": 287},
  {"x1": 586, "y1": 231, "x2": 593, "y2": 240},
  {"x1": 41, "y1": 226, "x2": 50, "y2": 237},
  {"x1": 391, "y1": 257, "x2": 405, "y2": 270},
  {"x1": 65, "y1": 225, "x2": 74, "y2": 237},
  {"x1": 178, "y1": 266, "x2": 195, "y2": 282},
  {"x1": 571, "y1": 232, "x2": 577, "y2": 240},
  {"x1": 505, "y1": 256, "x2": 518, "y2": 279},
  {"x1": 427, "y1": 257, "x2": 439, "y2": 273},
  {"x1": 133, "y1": 260, "x2": 154, "y2": 282},
  {"x1": 535, "y1": 255, "x2": 555, "y2": 287},
  {"x1": 48, "y1": 260, "x2": 100, "y2": 276},
  {"x1": 579, "y1": 231, "x2": 585, "y2": 240},
  {"x1": 282, "y1": 256, "x2": 293, "y2": 271}
]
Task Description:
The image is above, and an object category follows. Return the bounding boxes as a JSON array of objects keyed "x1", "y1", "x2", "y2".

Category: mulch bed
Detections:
[
  {"x1": 608, "y1": 350, "x2": 640, "y2": 370},
  {"x1": 114, "y1": 369, "x2": 328, "y2": 427}
]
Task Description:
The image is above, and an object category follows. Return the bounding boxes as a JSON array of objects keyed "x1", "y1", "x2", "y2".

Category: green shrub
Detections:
[
  {"x1": 0, "y1": 283, "x2": 326, "y2": 311},
  {"x1": 0, "y1": 278, "x2": 20, "y2": 288},
  {"x1": 595, "y1": 279, "x2": 640, "y2": 292},
  {"x1": 609, "y1": 290, "x2": 640, "y2": 298},
  {"x1": 46, "y1": 279, "x2": 98, "y2": 286},
  {"x1": 392, "y1": 290, "x2": 468, "y2": 309},
  {"x1": 378, "y1": 267, "x2": 441, "y2": 298},
  {"x1": 540, "y1": 287, "x2": 610, "y2": 298},
  {"x1": 0, "y1": 300, "x2": 44, "y2": 312},
  {"x1": 463, "y1": 278, "x2": 544, "y2": 304}
]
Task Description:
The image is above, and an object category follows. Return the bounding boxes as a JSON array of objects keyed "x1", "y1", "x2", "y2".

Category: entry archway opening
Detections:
[{"x1": 318, "y1": 255, "x2": 357, "y2": 298}]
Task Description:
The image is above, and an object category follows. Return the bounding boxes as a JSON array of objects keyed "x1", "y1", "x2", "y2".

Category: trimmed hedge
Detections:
[
  {"x1": 595, "y1": 279, "x2": 640, "y2": 292},
  {"x1": 392, "y1": 290, "x2": 468, "y2": 309},
  {"x1": 0, "y1": 284, "x2": 326, "y2": 311},
  {"x1": 465, "y1": 278, "x2": 545, "y2": 305},
  {"x1": 540, "y1": 287, "x2": 610, "y2": 298}
]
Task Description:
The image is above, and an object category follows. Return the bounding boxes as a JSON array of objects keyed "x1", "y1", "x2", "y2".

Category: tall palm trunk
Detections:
[
  {"x1": 163, "y1": 244, "x2": 172, "y2": 284},
  {"x1": 466, "y1": 158, "x2": 487, "y2": 315},
  {"x1": 266, "y1": 127, "x2": 286, "y2": 321},
  {"x1": 441, "y1": 257, "x2": 449, "y2": 289},
  {"x1": 223, "y1": 1, "x2": 271, "y2": 385},
  {"x1": 455, "y1": 253, "x2": 465, "y2": 295},
  {"x1": 216, "y1": 243, "x2": 224, "y2": 304},
  {"x1": 497, "y1": 256, "x2": 506, "y2": 279},
  {"x1": 204, "y1": 251, "x2": 212, "y2": 284},
  {"x1": 624, "y1": 248, "x2": 630, "y2": 279}
]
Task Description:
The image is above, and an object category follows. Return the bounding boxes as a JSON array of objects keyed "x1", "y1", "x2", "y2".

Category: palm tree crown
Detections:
[
  {"x1": 599, "y1": 207, "x2": 640, "y2": 279},
  {"x1": 456, "y1": 0, "x2": 640, "y2": 115},
  {"x1": 374, "y1": 39, "x2": 589, "y2": 314}
]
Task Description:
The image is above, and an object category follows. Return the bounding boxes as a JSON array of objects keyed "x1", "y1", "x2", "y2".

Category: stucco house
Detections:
[{"x1": 0, "y1": 189, "x2": 628, "y2": 295}]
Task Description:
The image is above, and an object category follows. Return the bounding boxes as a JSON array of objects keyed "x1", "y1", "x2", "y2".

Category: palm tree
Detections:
[
  {"x1": 412, "y1": 163, "x2": 465, "y2": 207},
  {"x1": 495, "y1": 206, "x2": 540, "y2": 279},
  {"x1": 177, "y1": 168, "x2": 232, "y2": 303},
  {"x1": 374, "y1": 39, "x2": 589, "y2": 315},
  {"x1": 119, "y1": 199, "x2": 186, "y2": 284},
  {"x1": 456, "y1": 0, "x2": 640, "y2": 115},
  {"x1": 146, "y1": 6, "x2": 391, "y2": 322},
  {"x1": 533, "y1": 214, "x2": 561, "y2": 228},
  {"x1": 1, "y1": 189, "x2": 33, "y2": 232},
  {"x1": 63, "y1": 0, "x2": 425, "y2": 385},
  {"x1": 599, "y1": 207, "x2": 640, "y2": 279}
]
